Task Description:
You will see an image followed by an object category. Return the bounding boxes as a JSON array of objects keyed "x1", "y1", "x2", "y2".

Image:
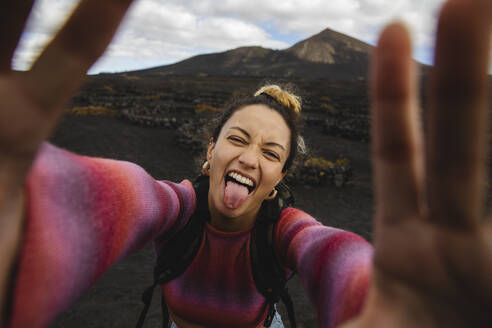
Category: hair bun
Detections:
[{"x1": 254, "y1": 85, "x2": 302, "y2": 117}]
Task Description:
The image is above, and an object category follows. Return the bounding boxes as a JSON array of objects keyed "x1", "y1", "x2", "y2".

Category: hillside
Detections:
[{"x1": 131, "y1": 28, "x2": 374, "y2": 80}]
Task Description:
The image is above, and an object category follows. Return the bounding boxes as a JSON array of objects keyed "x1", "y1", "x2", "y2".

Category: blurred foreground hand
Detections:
[
  {"x1": 0, "y1": 1, "x2": 135, "y2": 325},
  {"x1": 344, "y1": 0, "x2": 492, "y2": 327}
]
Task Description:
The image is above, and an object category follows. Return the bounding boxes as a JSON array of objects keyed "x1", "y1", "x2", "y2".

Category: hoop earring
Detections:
[
  {"x1": 202, "y1": 161, "x2": 210, "y2": 176},
  {"x1": 265, "y1": 188, "x2": 277, "y2": 200}
]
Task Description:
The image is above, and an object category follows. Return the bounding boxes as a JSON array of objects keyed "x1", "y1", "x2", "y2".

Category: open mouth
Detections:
[{"x1": 225, "y1": 171, "x2": 256, "y2": 194}]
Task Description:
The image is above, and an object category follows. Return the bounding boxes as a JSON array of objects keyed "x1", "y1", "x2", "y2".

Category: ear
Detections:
[{"x1": 207, "y1": 140, "x2": 215, "y2": 163}]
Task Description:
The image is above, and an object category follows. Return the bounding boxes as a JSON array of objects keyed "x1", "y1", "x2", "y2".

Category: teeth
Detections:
[{"x1": 228, "y1": 172, "x2": 254, "y2": 187}]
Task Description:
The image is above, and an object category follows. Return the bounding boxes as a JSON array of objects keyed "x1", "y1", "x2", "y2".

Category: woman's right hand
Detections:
[{"x1": 0, "y1": 0, "x2": 135, "y2": 323}]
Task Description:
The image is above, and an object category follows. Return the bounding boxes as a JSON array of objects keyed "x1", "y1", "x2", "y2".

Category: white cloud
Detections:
[
  {"x1": 13, "y1": 0, "x2": 491, "y2": 74},
  {"x1": 87, "y1": 1, "x2": 288, "y2": 73},
  {"x1": 14, "y1": 0, "x2": 291, "y2": 72}
]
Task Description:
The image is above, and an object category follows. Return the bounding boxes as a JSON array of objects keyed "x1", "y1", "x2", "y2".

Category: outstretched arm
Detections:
[
  {"x1": 275, "y1": 208, "x2": 373, "y2": 328},
  {"x1": 9, "y1": 143, "x2": 196, "y2": 328},
  {"x1": 0, "y1": 0, "x2": 136, "y2": 325}
]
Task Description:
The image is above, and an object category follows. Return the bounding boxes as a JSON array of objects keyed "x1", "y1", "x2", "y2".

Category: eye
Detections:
[
  {"x1": 228, "y1": 135, "x2": 246, "y2": 144},
  {"x1": 263, "y1": 150, "x2": 280, "y2": 161}
]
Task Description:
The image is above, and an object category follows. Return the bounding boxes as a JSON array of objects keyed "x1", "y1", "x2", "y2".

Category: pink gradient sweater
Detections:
[{"x1": 9, "y1": 143, "x2": 373, "y2": 328}]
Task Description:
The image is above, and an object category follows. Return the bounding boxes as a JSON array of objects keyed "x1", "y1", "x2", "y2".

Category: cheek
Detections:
[
  {"x1": 209, "y1": 144, "x2": 235, "y2": 181},
  {"x1": 210, "y1": 152, "x2": 227, "y2": 175},
  {"x1": 260, "y1": 165, "x2": 284, "y2": 190}
]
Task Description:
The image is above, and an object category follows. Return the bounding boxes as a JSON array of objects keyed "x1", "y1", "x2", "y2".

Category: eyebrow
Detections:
[{"x1": 229, "y1": 126, "x2": 286, "y2": 151}]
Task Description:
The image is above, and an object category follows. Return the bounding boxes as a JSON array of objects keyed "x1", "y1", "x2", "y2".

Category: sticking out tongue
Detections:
[{"x1": 224, "y1": 181, "x2": 249, "y2": 209}]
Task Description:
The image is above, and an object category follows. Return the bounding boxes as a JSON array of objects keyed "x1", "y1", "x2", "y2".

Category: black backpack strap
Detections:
[
  {"x1": 136, "y1": 282, "x2": 172, "y2": 328},
  {"x1": 136, "y1": 281, "x2": 159, "y2": 328},
  {"x1": 135, "y1": 176, "x2": 209, "y2": 328},
  {"x1": 161, "y1": 293, "x2": 170, "y2": 328},
  {"x1": 250, "y1": 207, "x2": 296, "y2": 328},
  {"x1": 280, "y1": 288, "x2": 296, "y2": 328}
]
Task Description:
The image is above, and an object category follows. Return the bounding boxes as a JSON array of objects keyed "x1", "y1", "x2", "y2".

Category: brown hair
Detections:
[{"x1": 212, "y1": 84, "x2": 305, "y2": 172}]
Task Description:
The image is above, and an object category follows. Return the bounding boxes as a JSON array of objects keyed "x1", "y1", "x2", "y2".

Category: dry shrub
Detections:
[
  {"x1": 304, "y1": 157, "x2": 335, "y2": 169},
  {"x1": 123, "y1": 74, "x2": 141, "y2": 81},
  {"x1": 320, "y1": 103, "x2": 336, "y2": 112},
  {"x1": 304, "y1": 156, "x2": 351, "y2": 170},
  {"x1": 67, "y1": 106, "x2": 118, "y2": 117},
  {"x1": 334, "y1": 158, "x2": 350, "y2": 167},
  {"x1": 288, "y1": 156, "x2": 352, "y2": 186},
  {"x1": 103, "y1": 85, "x2": 115, "y2": 94},
  {"x1": 195, "y1": 104, "x2": 221, "y2": 114}
]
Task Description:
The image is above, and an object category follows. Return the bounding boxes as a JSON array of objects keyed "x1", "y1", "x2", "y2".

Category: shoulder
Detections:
[
  {"x1": 162, "y1": 179, "x2": 197, "y2": 223},
  {"x1": 152, "y1": 179, "x2": 197, "y2": 241},
  {"x1": 276, "y1": 207, "x2": 323, "y2": 239},
  {"x1": 157, "y1": 179, "x2": 196, "y2": 206}
]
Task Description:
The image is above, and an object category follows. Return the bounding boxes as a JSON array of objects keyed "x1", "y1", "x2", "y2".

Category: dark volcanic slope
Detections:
[{"x1": 131, "y1": 28, "x2": 373, "y2": 80}]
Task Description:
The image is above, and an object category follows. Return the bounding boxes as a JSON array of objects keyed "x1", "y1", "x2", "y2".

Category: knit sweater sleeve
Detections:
[
  {"x1": 275, "y1": 207, "x2": 373, "y2": 328},
  {"x1": 9, "y1": 143, "x2": 196, "y2": 328}
]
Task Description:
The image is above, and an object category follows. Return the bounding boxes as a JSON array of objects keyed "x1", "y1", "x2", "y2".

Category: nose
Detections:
[{"x1": 238, "y1": 146, "x2": 259, "y2": 169}]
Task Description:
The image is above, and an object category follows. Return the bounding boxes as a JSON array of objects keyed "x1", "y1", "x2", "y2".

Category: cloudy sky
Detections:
[{"x1": 13, "y1": 0, "x2": 491, "y2": 74}]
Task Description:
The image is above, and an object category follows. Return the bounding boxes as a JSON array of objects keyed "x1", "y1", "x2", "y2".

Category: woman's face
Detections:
[{"x1": 207, "y1": 104, "x2": 291, "y2": 230}]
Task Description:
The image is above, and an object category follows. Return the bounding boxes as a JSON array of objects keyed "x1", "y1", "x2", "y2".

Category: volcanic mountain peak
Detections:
[{"x1": 287, "y1": 28, "x2": 373, "y2": 64}]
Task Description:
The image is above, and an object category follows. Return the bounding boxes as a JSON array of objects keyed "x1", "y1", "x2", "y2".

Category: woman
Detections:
[
  {"x1": 7, "y1": 83, "x2": 373, "y2": 328},
  {"x1": 1, "y1": 0, "x2": 491, "y2": 328}
]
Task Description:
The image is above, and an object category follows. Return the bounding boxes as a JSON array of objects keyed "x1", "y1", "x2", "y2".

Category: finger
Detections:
[
  {"x1": 371, "y1": 23, "x2": 424, "y2": 224},
  {"x1": 22, "y1": 0, "x2": 135, "y2": 114},
  {"x1": 0, "y1": 1, "x2": 35, "y2": 72},
  {"x1": 427, "y1": 0, "x2": 491, "y2": 229}
]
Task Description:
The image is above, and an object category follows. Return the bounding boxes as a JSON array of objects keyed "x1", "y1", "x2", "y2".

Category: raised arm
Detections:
[
  {"x1": 275, "y1": 207, "x2": 373, "y2": 328},
  {"x1": 0, "y1": 0, "x2": 140, "y2": 325}
]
